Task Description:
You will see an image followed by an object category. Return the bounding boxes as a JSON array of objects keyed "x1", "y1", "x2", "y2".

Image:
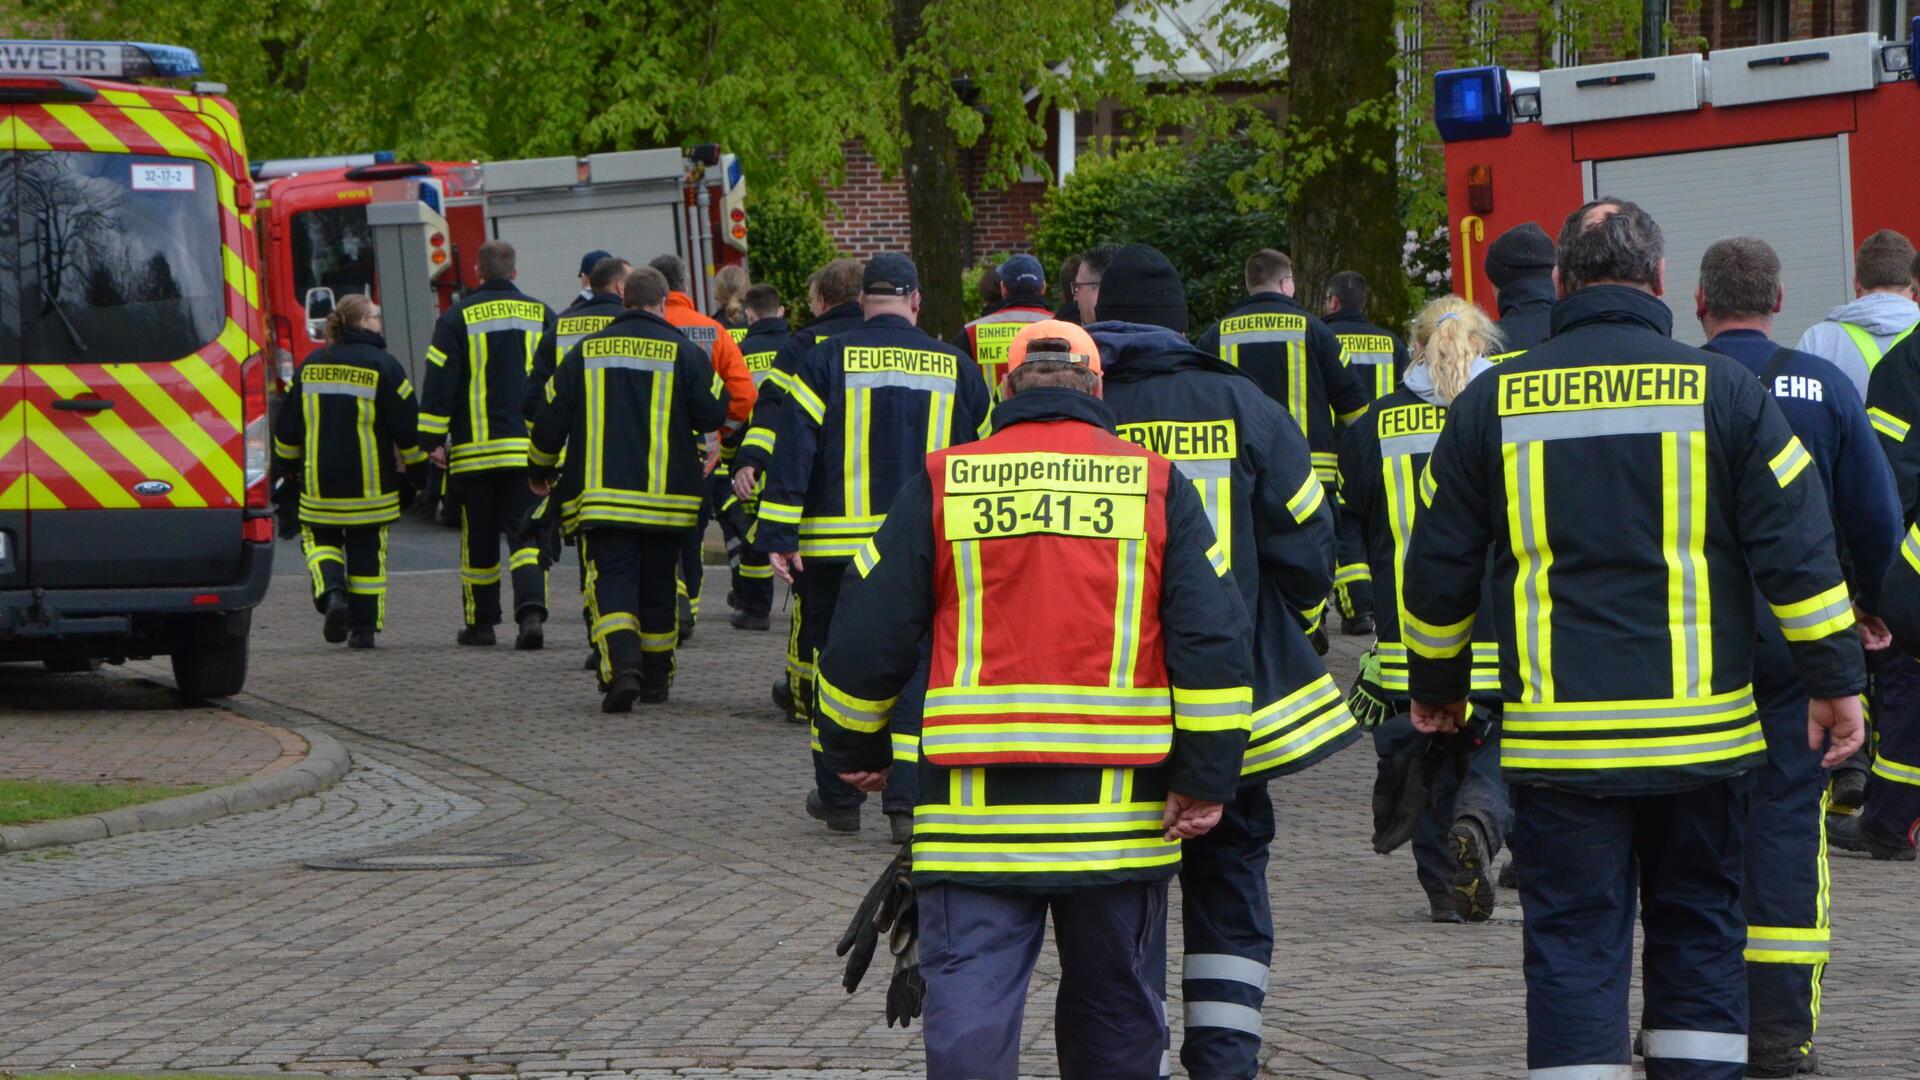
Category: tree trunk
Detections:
[
  {"x1": 894, "y1": 0, "x2": 967, "y2": 339},
  {"x1": 1285, "y1": 0, "x2": 1408, "y2": 330}
]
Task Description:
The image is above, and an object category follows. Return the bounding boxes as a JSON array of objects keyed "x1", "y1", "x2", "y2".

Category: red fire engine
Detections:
[
  {"x1": 253, "y1": 147, "x2": 747, "y2": 392},
  {"x1": 1436, "y1": 26, "x2": 1920, "y2": 347}
]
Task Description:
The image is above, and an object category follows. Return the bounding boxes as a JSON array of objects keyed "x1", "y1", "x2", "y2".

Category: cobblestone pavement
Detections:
[
  {"x1": 2, "y1": 519, "x2": 1918, "y2": 1079},
  {"x1": 0, "y1": 670, "x2": 301, "y2": 785}
]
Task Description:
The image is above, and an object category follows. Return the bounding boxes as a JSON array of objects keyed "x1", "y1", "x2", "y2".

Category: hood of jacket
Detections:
[
  {"x1": 990, "y1": 385, "x2": 1116, "y2": 433},
  {"x1": 1086, "y1": 321, "x2": 1251, "y2": 384},
  {"x1": 331, "y1": 325, "x2": 387, "y2": 351},
  {"x1": 1404, "y1": 355, "x2": 1494, "y2": 406},
  {"x1": 1821, "y1": 291, "x2": 1920, "y2": 333},
  {"x1": 1497, "y1": 274, "x2": 1556, "y2": 317}
]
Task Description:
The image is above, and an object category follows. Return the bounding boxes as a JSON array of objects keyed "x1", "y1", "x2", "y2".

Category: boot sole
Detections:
[
  {"x1": 807, "y1": 801, "x2": 860, "y2": 833},
  {"x1": 1447, "y1": 822, "x2": 1496, "y2": 922},
  {"x1": 602, "y1": 683, "x2": 641, "y2": 713},
  {"x1": 322, "y1": 601, "x2": 349, "y2": 644}
]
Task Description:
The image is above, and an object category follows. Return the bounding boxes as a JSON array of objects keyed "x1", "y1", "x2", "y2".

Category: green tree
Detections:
[{"x1": 745, "y1": 188, "x2": 839, "y2": 329}]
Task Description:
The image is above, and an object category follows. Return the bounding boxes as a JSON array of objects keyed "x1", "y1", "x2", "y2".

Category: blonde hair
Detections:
[
  {"x1": 713, "y1": 265, "x2": 750, "y2": 323},
  {"x1": 1410, "y1": 295, "x2": 1503, "y2": 404},
  {"x1": 323, "y1": 293, "x2": 376, "y2": 343}
]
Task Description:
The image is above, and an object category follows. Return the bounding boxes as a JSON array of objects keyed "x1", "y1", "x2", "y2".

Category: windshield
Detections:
[
  {"x1": 1, "y1": 150, "x2": 224, "y2": 364},
  {"x1": 291, "y1": 204, "x2": 376, "y2": 306}
]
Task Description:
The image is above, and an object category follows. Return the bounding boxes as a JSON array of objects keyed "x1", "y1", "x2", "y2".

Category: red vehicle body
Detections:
[{"x1": 1440, "y1": 32, "x2": 1920, "y2": 348}]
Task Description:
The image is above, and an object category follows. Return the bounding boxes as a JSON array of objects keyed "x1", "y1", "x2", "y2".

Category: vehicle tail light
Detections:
[
  {"x1": 730, "y1": 208, "x2": 745, "y2": 222},
  {"x1": 243, "y1": 518, "x2": 274, "y2": 543},
  {"x1": 1467, "y1": 164, "x2": 1494, "y2": 214},
  {"x1": 241, "y1": 353, "x2": 270, "y2": 509}
]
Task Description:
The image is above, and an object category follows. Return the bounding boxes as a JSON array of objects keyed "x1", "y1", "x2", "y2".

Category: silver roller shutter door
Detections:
[
  {"x1": 488, "y1": 202, "x2": 683, "y2": 315},
  {"x1": 1591, "y1": 137, "x2": 1852, "y2": 348}
]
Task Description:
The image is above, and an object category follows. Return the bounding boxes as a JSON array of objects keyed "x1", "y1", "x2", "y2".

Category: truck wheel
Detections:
[{"x1": 171, "y1": 612, "x2": 251, "y2": 701}]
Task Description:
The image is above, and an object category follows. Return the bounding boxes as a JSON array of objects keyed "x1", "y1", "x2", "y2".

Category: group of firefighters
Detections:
[{"x1": 268, "y1": 200, "x2": 1920, "y2": 1079}]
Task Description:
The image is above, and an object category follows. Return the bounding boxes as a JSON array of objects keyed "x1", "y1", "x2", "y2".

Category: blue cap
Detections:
[
  {"x1": 863, "y1": 252, "x2": 920, "y2": 296},
  {"x1": 998, "y1": 254, "x2": 1044, "y2": 291},
  {"x1": 579, "y1": 250, "x2": 614, "y2": 276}
]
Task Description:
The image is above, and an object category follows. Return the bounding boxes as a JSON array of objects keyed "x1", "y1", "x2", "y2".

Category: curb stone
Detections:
[{"x1": 0, "y1": 721, "x2": 351, "y2": 854}]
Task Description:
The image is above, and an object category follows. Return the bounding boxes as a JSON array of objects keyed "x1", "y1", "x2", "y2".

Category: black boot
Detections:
[
  {"x1": 602, "y1": 672, "x2": 641, "y2": 713},
  {"x1": 806, "y1": 790, "x2": 860, "y2": 833},
  {"x1": 322, "y1": 590, "x2": 350, "y2": 644},
  {"x1": 1446, "y1": 816, "x2": 1496, "y2": 922},
  {"x1": 1828, "y1": 813, "x2": 1917, "y2": 861},
  {"x1": 1828, "y1": 769, "x2": 1868, "y2": 815},
  {"x1": 347, "y1": 629, "x2": 377, "y2": 650},
  {"x1": 515, "y1": 610, "x2": 545, "y2": 651},
  {"x1": 456, "y1": 624, "x2": 496, "y2": 646},
  {"x1": 731, "y1": 610, "x2": 770, "y2": 631}
]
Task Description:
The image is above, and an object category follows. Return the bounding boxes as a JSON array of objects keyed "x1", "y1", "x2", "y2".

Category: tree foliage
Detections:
[{"x1": 745, "y1": 188, "x2": 840, "y2": 330}]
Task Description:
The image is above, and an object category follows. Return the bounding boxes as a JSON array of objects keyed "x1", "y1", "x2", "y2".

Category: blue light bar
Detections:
[
  {"x1": 0, "y1": 40, "x2": 202, "y2": 80},
  {"x1": 1434, "y1": 66, "x2": 1513, "y2": 143}
]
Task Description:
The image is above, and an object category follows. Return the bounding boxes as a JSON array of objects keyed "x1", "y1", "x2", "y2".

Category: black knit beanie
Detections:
[
  {"x1": 1484, "y1": 223, "x2": 1556, "y2": 289},
  {"x1": 1094, "y1": 243, "x2": 1188, "y2": 334}
]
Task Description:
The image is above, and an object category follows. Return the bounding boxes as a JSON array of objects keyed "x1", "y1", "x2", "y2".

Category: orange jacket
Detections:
[{"x1": 664, "y1": 292, "x2": 756, "y2": 429}]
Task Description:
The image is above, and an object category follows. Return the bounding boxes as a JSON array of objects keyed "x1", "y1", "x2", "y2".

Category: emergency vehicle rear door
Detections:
[
  {"x1": 1591, "y1": 137, "x2": 1851, "y2": 347},
  {"x1": 0, "y1": 108, "x2": 27, "y2": 590},
  {"x1": 12, "y1": 97, "x2": 246, "y2": 587}
]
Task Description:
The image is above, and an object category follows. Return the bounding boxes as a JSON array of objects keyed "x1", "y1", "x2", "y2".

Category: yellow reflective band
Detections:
[
  {"x1": 1902, "y1": 524, "x2": 1920, "y2": 573},
  {"x1": 915, "y1": 801, "x2": 1166, "y2": 835},
  {"x1": 758, "y1": 500, "x2": 804, "y2": 525},
  {"x1": 910, "y1": 836, "x2": 1181, "y2": 874},
  {"x1": 1768, "y1": 436, "x2": 1812, "y2": 488},
  {"x1": 508, "y1": 548, "x2": 541, "y2": 570},
  {"x1": 1299, "y1": 597, "x2": 1326, "y2": 635},
  {"x1": 892, "y1": 733, "x2": 921, "y2": 763},
  {"x1": 426, "y1": 345, "x2": 448, "y2": 368},
  {"x1": 1204, "y1": 540, "x2": 1229, "y2": 578},
  {"x1": 639, "y1": 629, "x2": 678, "y2": 653},
  {"x1": 1504, "y1": 686, "x2": 1755, "y2": 731},
  {"x1": 925, "y1": 683, "x2": 1173, "y2": 717},
  {"x1": 1661, "y1": 430, "x2": 1713, "y2": 698},
  {"x1": 1310, "y1": 450, "x2": 1339, "y2": 482},
  {"x1": 460, "y1": 567, "x2": 501, "y2": 584},
  {"x1": 1505, "y1": 439, "x2": 1555, "y2": 702},
  {"x1": 742, "y1": 427, "x2": 775, "y2": 454},
  {"x1": 418, "y1": 413, "x2": 450, "y2": 435},
  {"x1": 1502, "y1": 719, "x2": 1763, "y2": 770},
  {"x1": 1871, "y1": 752, "x2": 1920, "y2": 789},
  {"x1": 273, "y1": 437, "x2": 301, "y2": 460},
  {"x1": 1403, "y1": 609, "x2": 1474, "y2": 659},
  {"x1": 1337, "y1": 404, "x2": 1370, "y2": 425},
  {"x1": 1334, "y1": 562, "x2": 1370, "y2": 586},
  {"x1": 1241, "y1": 674, "x2": 1355, "y2": 776},
  {"x1": 853, "y1": 537, "x2": 882, "y2": 578},
  {"x1": 1769, "y1": 583, "x2": 1855, "y2": 643},
  {"x1": 529, "y1": 444, "x2": 560, "y2": 467},
  {"x1": 1109, "y1": 537, "x2": 1148, "y2": 686},
  {"x1": 1744, "y1": 924, "x2": 1831, "y2": 964},
  {"x1": 789, "y1": 378, "x2": 826, "y2": 424},
  {"x1": 1287, "y1": 472, "x2": 1324, "y2": 524},
  {"x1": 398, "y1": 445, "x2": 427, "y2": 466},
  {"x1": 1870, "y1": 407, "x2": 1910, "y2": 442},
  {"x1": 591, "y1": 612, "x2": 639, "y2": 640},
  {"x1": 820, "y1": 676, "x2": 897, "y2": 733},
  {"x1": 1172, "y1": 685, "x2": 1254, "y2": 733},
  {"x1": 1419, "y1": 460, "x2": 1437, "y2": 506}
]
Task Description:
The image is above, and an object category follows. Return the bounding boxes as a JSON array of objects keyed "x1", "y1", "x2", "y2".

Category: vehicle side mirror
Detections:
[{"x1": 303, "y1": 286, "x2": 335, "y2": 341}]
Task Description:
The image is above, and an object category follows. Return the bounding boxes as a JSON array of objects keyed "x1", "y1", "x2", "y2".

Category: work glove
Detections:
[
  {"x1": 1370, "y1": 711, "x2": 1491, "y2": 854},
  {"x1": 883, "y1": 864, "x2": 923, "y2": 1027},
  {"x1": 1347, "y1": 649, "x2": 1394, "y2": 729},
  {"x1": 515, "y1": 497, "x2": 563, "y2": 571},
  {"x1": 836, "y1": 843, "x2": 912, "y2": 995},
  {"x1": 272, "y1": 472, "x2": 302, "y2": 541}
]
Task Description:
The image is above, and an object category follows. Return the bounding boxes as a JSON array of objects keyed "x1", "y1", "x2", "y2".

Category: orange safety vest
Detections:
[{"x1": 921, "y1": 418, "x2": 1184, "y2": 767}]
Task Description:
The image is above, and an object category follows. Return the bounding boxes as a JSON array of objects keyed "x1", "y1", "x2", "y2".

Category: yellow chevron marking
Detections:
[
  {"x1": 107, "y1": 366, "x2": 242, "y2": 497},
  {"x1": 0, "y1": 115, "x2": 52, "y2": 151},
  {"x1": 109, "y1": 98, "x2": 237, "y2": 216},
  {"x1": 40, "y1": 103, "x2": 129, "y2": 153},
  {"x1": 217, "y1": 317, "x2": 258, "y2": 370},
  {"x1": 28, "y1": 367, "x2": 205, "y2": 508},
  {"x1": 222, "y1": 245, "x2": 258, "y2": 307},
  {"x1": 0, "y1": 475, "x2": 64, "y2": 510},
  {"x1": 175, "y1": 347, "x2": 244, "y2": 426},
  {"x1": 23, "y1": 403, "x2": 138, "y2": 507}
]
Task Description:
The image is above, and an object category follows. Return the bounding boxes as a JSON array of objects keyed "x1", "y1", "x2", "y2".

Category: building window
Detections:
[
  {"x1": 1872, "y1": 0, "x2": 1912, "y2": 40},
  {"x1": 1552, "y1": 0, "x2": 1580, "y2": 67},
  {"x1": 1469, "y1": 0, "x2": 1497, "y2": 64},
  {"x1": 1756, "y1": 0, "x2": 1790, "y2": 44}
]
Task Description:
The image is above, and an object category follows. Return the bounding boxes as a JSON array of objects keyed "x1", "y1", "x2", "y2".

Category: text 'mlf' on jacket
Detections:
[
  {"x1": 734, "y1": 301, "x2": 865, "y2": 476},
  {"x1": 816, "y1": 387, "x2": 1253, "y2": 888},
  {"x1": 273, "y1": 325, "x2": 426, "y2": 526},
  {"x1": 1403, "y1": 286, "x2": 1867, "y2": 796},
  {"x1": 1194, "y1": 291, "x2": 1370, "y2": 486},
  {"x1": 1092, "y1": 322, "x2": 1358, "y2": 781},
  {"x1": 755, "y1": 314, "x2": 992, "y2": 559},
  {"x1": 527, "y1": 308, "x2": 730, "y2": 534},
  {"x1": 419, "y1": 278, "x2": 558, "y2": 473}
]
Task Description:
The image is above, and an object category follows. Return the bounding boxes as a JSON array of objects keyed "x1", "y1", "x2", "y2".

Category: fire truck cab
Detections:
[
  {"x1": 0, "y1": 40, "x2": 272, "y2": 698},
  {"x1": 1436, "y1": 23, "x2": 1920, "y2": 348}
]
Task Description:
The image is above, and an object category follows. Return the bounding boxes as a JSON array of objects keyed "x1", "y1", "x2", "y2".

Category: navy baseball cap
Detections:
[
  {"x1": 579, "y1": 249, "x2": 614, "y2": 276},
  {"x1": 998, "y1": 254, "x2": 1044, "y2": 290},
  {"x1": 863, "y1": 252, "x2": 920, "y2": 296}
]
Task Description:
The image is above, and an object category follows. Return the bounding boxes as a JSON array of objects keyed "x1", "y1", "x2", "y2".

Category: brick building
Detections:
[{"x1": 822, "y1": 136, "x2": 1055, "y2": 261}]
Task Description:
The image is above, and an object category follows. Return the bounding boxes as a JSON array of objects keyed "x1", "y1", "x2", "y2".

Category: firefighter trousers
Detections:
[
  {"x1": 1164, "y1": 782, "x2": 1274, "y2": 1080},
  {"x1": 579, "y1": 527, "x2": 681, "y2": 688},
  {"x1": 301, "y1": 523, "x2": 390, "y2": 631},
  {"x1": 1863, "y1": 648, "x2": 1920, "y2": 848},
  {"x1": 714, "y1": 476, "x2": 773, "y2": 618},
  {"x1": 1512, "y1": 775, "x2": 1752, "y2": 1080},
  {"x1": 1745, "y1": 636, "x2": 1831, "y2": 1069},
  {"x1": 918, "y1": 879, "x2": 1169, "y2": 1080},
  {"x1": 452, "y1": 469, "x2": 546, "y2": 628},
  {"x1": 1332, "y1": 501, "x2": 1372, "y2": 623},
  {"x1": 804, "y1": 559, "x2": 920, "y2": 814},
  {"x1": 1371, "y1": 710, "x2": 1512, "y2": 900}
]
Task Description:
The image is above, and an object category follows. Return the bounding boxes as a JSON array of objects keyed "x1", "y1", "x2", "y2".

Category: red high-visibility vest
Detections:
[{"x1": 923, "y1": 418, "x2": 1176, "y2": 767}]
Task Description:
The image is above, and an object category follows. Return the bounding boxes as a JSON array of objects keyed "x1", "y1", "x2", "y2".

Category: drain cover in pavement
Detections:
[{"x1": 305, "y1": 852, "x2": 550, "y2": 871}]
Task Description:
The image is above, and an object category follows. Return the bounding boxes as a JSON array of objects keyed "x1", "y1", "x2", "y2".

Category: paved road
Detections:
[{"x1": 3, "y1": 521, "x2": 1918, "y2": 1078}]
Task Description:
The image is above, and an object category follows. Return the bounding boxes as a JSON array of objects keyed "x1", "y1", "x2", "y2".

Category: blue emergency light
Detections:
[
  {"x1": 0, "y1": 40, "x2": 203, "y2": 80},
  {"x1": 1434, "y1": 66, "x2": 1513, "y2": 143}
]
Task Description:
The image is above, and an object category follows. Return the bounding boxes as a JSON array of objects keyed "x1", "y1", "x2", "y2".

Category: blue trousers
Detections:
[
  {"x1": 1745, "y1": 637, "x2": 1831, "y2": 1065},
  {"x1": 1864, "y1": 649, "x2": 1920, "y2": 848},
  {"x1": 918, "y1": 879, "x2": 1169, "y2": 1080},
  {"x1": 1371, "y1": 710, "x2": 1513, "y2": 898},
  {"x1": 1513, "y1": 777, "x2": 1752, "y2": 1080},
  {"x1": 1169, "y1": 783, "x2": 1274, "y2": 1080}
]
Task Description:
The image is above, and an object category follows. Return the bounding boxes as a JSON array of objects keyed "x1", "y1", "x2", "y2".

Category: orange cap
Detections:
[{"x1": 1007, "y1": 319, "x2": 1102, "y2": 375}]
